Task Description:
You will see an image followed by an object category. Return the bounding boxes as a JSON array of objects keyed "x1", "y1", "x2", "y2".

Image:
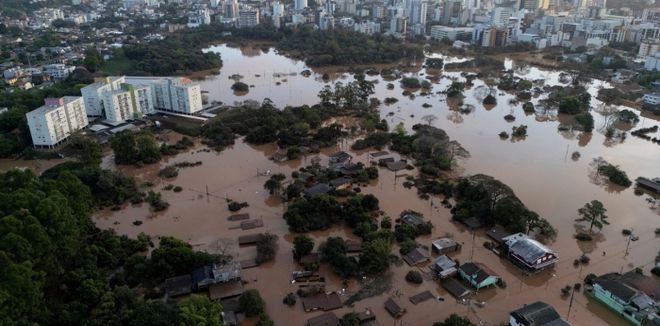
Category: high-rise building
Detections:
[
  {"x1": 295, "y1": 0, "x2": 308, "y2": 10},
  {"x1": 442, "y1": 0, "x2": 462, "y2": 25},
  {"x1": 81, "y1": 76, "x2": 127, "y2": 117},
  {"x1": 210, "y1": 0, "x2": 220, "y2": 8},
  {"x1": 225, "y1": 0, "x2": 239, "y2": 18},
  {"x1": 26, "y1": 97, "x2": 89, "y2": 148},
  {"x1": 491, "y1": 7, "x2": 512, "y2": 27},
  {"x1": 238, "y1": 9, "x2": 260, "y2": 27}
]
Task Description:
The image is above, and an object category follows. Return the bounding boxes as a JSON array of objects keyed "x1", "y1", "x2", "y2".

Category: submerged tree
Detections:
[{"x1": 576, "y1": 200, "x2": 609, "y2": 233}]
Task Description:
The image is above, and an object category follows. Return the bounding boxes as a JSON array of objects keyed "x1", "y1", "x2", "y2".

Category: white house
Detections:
[{"x1": 642, "y1": 93, "x2": 660, "y2": 105}]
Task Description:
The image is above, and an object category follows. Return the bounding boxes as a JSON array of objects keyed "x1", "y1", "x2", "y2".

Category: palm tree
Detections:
[{"x1": 576, "y1": 200, "x2": 609, "y2": 233}]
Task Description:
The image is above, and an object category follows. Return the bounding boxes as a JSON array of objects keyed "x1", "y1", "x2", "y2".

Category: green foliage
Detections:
[
  {"x1": 390, "y1": 125, "x2": 464, "y2": 175},
  {"x1": 425, "y1": 58, "x2": 444, "y2": 69},
  {"x1": 239, "y1": 289, "x2": 265, "y2": 317},
  {"x1": 257, "y1": 313, "x2": 275, "y2": 326},
  {"x1": 483, "y1": 94, "x2": 497, "y2": 105},
  {"x1": 264, "y1": 173, "x2": 286, "y2": 195},
  {"x1": 284, "y1": 194, "x2": 342, "y2": 232},
  {"x1": 178, "y1": 294, "x2": 223, "y2": 326},
  {"x1": 282, "y1": 292, "x2": 297, "y2": 306},
  {"x1": 574, "y1": 112, "x2": 594, "y2": 132},
  {"x1": 576, "y1": 200, "x2": 609, "y2": 233},
  {"x1": 446, "y1": 81, "x2": 465, "y2": 98},
  {"x1": 434, "y1": 314, "x2": 476, "y2": 326},
  {"x1": 512, "y1": 124, "x2": 528, "y2": 137},
  {"x1": 341, "y1": 312, "x2": 360, "y2": 326},
  {"x1": 351, "y1": 132, "x2": 391, "y2": 150},
  {"x1": 276, "y1": 26, "x2": 424, "y2": 66},
  {"x1": 453, "y1": 175, "x2": 556, "y2": 239},
  {"x1": 255, "y1": 233, "x2": 278, "y2": 264},
  {"x1": 111, "y1": 130, "x2": 162, "y2": 165},
  {"x1": 293, "y1": 234, "x2": 314, "y2": 260},
  {"x1": 597, "y1": 163, "x2": 632, "y2": 187},
  {"x1": 401, "y1": 77, "x2": 422, "y2": 89},
  {"x1": 231, "y1": 81, "x2": 249, "y2": 92},
  {"x1": 359, "y1": 238, "x2": 393, "y2": 275},
  {"x1": 83, "y1": 48, "x2": 104, "y2": 72},
  {"x1": 618, "y1": 109, "x2": 639, "y2": 123},
  {"x1": 146, "y1": 191, "x2": 169, "y2": 211},
  {"x1": 405, "y1": 270, "x2": 423, "y2": 284}
]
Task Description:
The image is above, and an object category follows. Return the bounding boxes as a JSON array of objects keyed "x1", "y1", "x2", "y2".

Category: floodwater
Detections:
[{"x1": 7, "y1": 44, "x2": 659, "y2": 325}]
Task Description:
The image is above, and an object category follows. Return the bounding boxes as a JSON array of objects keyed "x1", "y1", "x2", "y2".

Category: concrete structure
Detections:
[
  {"x1": 645, "y1": 53, "x2": 660, "y2": 71},
  {"x1": 238, "y1": 9, "x2": 260, "y2": 28},
  {"x1": 26, "y1": 97, "x2": 89, "y2": 148},
  {"x1": 430, "y1": 26, "x2": 474, "y2": 41},
  {"x1": 124, "y1": 77, "x2": 203, "y2": 115},
  {"x1": 295, "y1": 0, "x2": 308, "y2": 10},
  {"x1": 42, "y1": 64, "x2": 74, "y2": 80}
]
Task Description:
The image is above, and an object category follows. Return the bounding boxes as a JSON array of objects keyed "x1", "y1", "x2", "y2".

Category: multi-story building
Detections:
[
  {"x1": 589, "y1": 272, "x2": 660, "y2": 326},
  {"x1": 26, "y1": 97, "x2": 89, "y2": 148},
  {"x1": 82, "y1": 76, "x2": 156, "y2": 123},
  {"x1": 238, "y1": 9, "x2": 260, "y2": 28},
  {"x1": 295, "y1": 0, "x2": 308, "y2": 10},
  {"x1": 638, "y1": 39, "x2": 660, "y2": 61},
  {"x1": 81, "y1": 76, "x2": 128, "y2": 117},
  {"x1": 42, "y1": 64, "x2": 74, "y2": 80},
  {"x1": 354, "y1": 21, "x2": 381, "y2": 35},
  {"x1": 431, "y1": 26, "x2": 475, "y2": 41},
  {"x1": 124, "y1": 77, "x2": 203, "y2": 115}
]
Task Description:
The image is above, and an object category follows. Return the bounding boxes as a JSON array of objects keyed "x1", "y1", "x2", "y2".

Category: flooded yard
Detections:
[{"x1": 6, "y1": 44, "x2": 658, "y2": 325}]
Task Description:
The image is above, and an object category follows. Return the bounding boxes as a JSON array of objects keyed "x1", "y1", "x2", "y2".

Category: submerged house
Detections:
[
  {"x1": 458, "y1": 262, "x2": 499, "y2": 290},
  {"x1": 509, "y1": 301, "x2": 570, "y2": 326},
  {"x1": 329, "y1": 151, "x2": 352, "y2": 164},
  {"x1": 589, "y1": 272, "x2": 660, "y2": 325},
  {"x1": 432, "y1": 255, "x2": 458, "y2": 279},
  {"x1": 432, "y1": 238, "x2": 461, "y2": 255},
  {"x1": 502, "y1": 233, "x2": 558, "y2": 273}
]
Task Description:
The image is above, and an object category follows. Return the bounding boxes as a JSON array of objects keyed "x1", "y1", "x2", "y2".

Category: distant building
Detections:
[
  {"x1": 124, "y1": 76, "x2": 203, "y2": 115},
  {"x1": 238, "y1": 9, "x2": 260, "y2": 28},
  {"x1": 509, "y1": 301, "x2": 570, "y2": 326},
  {"x1": 295, "y1": 0, "x2": 308, "y2": 10},
  {"x1": 42, "y1": 64, "x2": 74, "y2": 80},
  {"x1": 642, "y1": 93, "x2": 660, "y2": 106},
  {"x1": 26, "y1": 97, "x2": 89, "y2": 148},
  {"x1": 430, "y1": 26, "x2": 474, "y2": 41},
  {"x1": 645, "y1": 52, "x2": 660, "y2": 71}
]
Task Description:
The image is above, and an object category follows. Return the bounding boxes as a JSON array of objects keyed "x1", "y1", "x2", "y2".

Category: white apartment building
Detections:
[
  {"x1": 645, "y1": 52, "x2": 660, "y2": 71},
  {"x1": 642, "y1": 93, "x2": 660, "y2": 105},
  {"x1": 638, "y1": 39, "x2": 660, "y2": 61},
  {"x1": 123, "y1": 77, "x2": 203, "y2": 115},
  {"x1": 42, "y1": 64, "x2": 75, "y2": 80},
  {"x1": 26, "y1": 97, "x2": 89, "y2": 148},
  {"x1": 431, "y1": 26, "x2": 475, "y2": 41}
]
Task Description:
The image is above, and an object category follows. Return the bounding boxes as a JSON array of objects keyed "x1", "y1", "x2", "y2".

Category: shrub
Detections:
[
  {"x1": 256, "y1": 233, "x2": 278, "y2": 264},
  {"x1": 158, "y1": 166, "x2": 178, "y2": 178},
  {"x1": 575, "y1": 232, "x2": 593, "y2": 241},
  {"x1": 228, "y1": 201, "x2": 249, "y2": 212},
  {"x1": 231, "y1": 81, "x2": 249, "y2": 92},
  {"x1": 282, "y1": 293, "x2": 297, "y2": 306},
  {"x1": 574, "y1": 112, "x2": 594, "y2": 132},
  {"x1": 239, "y1": 289, "x2": 265, "y2": 317},
  {"x1": 173, "y1": 186, "x2": 183, "y2": 192},
  {"x1": 405, "y1": 270, "x2": 423, "y2": 284}
]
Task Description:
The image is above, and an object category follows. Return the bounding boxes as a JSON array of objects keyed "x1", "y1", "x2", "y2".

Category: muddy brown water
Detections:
[{"x1": 3, "y1": 45, "x2": 658, "y2": 326}]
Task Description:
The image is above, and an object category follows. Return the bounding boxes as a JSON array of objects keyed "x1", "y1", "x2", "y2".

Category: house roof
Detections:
[
  {"x1": 461, "y1": 216, "x2": 484, "y2": 229},
  {"x1": 330, "y1": 177, "x2": 352, "y2": 187},
  {"x1": 594, "y1": 273, "x2": 646, "y2": 303},
  {"x1": 384, "y1": 298, "x2": 405, "y2": 317},
  {"x1": 459, "y1": 262, "x2": 498, "y2": 284},
  {"x1": 510, "y1": 301, "x2": 569, "y2": 326},
  {"x1": 302, "y1": 292, "x2": 342, "y2": 312},
  {"x1": 403, "y1": 247, "x2": 430, "y2": 266},
  {"x1": 386, "y1": 161, "x2": 408, "y2": 172},
  {"x1": 330, "y1": 151, "x2": 352, "y2": 162},
  {"x1": 442, "y1": 278, "x2": 472, "y2": 299},
  {"x1": 165, "y1": 275, "x2": 192, "y2": 297},
  {"x1": 401, "y1": 214, "x2": 425, "y2": 226},
  {"x1": 304, "y1": 183, "x2": 332, "y2": 197},
  {"x1": 306, "y1": 312, "x2": 340, "y2": 326},
  {"x1": 487, "y1": 225, "x2": 510, "y2": 243},
  {"x1": 191, "y1": 265, "x2": 213, "y2": 286},
  {"x1": 208, "y1": 281, "x2": 244, "y2": 300},
  {"x1": 504, "y1": 233, "x2": 556, "y2": 263},
  {"x1": 432, "y1": 238, "x2": 459, "y2": 251},
  {"x1": 369, "y1": 151, "x2": 390, "y2": 158},
  {"x1": 433, "y1": 255, "x2": 457, "y2": 271}
]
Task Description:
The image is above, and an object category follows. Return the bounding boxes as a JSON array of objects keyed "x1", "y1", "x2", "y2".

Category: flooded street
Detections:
[{"x1": 5, "y1": 44, "x2": 658, "y2": 325}]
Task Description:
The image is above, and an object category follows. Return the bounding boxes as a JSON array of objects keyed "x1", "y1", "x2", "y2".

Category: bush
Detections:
[
  {"x1": 597, "y1": 163, "x2": 632, "y2": 187},
  {"x1": 173, "y1": 186, "x2": 183, "y2": 192},
  {"x1": 256, "y1": 233, "x2": 278, "y2": 264},
  {"x1": 405, "y1": 270, "x2": 423, "y2": 284},
  {"x1": 231, "y1": 81, "x2": 249, "y2": 92},
  {"x1": 239, "y1": 289, "x2": 265, "y2": 317},
  {"x1": 512, "y1": 125, "x2": 528, "y2": 137},
  {"x1": 522, "y1": 102, "x2": 535, "y2": 113},
  {"x1": 158, "y1": 166, "x2": 179, "y2": 178},
  {"x1": 575, "y1": 232, "x2": 593, "y2": 241},
  {"x1": 574, "y1": 112, "x2": 594, "y2": 132},
  {"x1": 257, "y1": 314, "x2": 274, "y2": 326},
  {"x1": 228, "y1": 201, "x2": 249, "y2": 212},
  {"x1": 146, "y1": 191, "x2": 169, "y2": 211},
  {"x1": 483, "y1": 94, "x2": 497, "y2": 105},
  {"x1": 282, "y1": 293, "x2": 297, "y2": 306}
]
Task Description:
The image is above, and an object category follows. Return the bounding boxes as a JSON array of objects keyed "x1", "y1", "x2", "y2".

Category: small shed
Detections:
[
  {"x1": 401, "y1": 213, "x2": 425, "y2": 227},
  {"x1": 403, "y1": 247, "x2": 430, "y2": 266},
  {"x1": 409, "y1": 291, "x2": 435, "y2": 305},
  {"x1": 369, "y1": 151, "x2": 390, "y2": 158},
  {"x1": 191, "y1": 265, "x2": 214, "y2": 290},
  {"x1": 306, "y1": 312, "x2": 340, "y2": 326},
  {"x1": 431, "y1": 238, "x2": 460, "y2": 254},
  {"x1": 300, "y1": 253, "x2": 321, "y2": 265},
  {"x1": 442, "y1": 278, "x2": 472, "y2": 299},
  {"x1": 165, "y1": 275, "x2": 192, "y2": 297},
  {"x1": 384, "y1": 298, "x2": 406, "y2": 317}
]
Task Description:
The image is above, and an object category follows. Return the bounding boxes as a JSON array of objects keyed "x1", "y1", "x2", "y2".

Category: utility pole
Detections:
[{"x1": 625, "y1": 228, "x2": 634, "y2": 256}]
